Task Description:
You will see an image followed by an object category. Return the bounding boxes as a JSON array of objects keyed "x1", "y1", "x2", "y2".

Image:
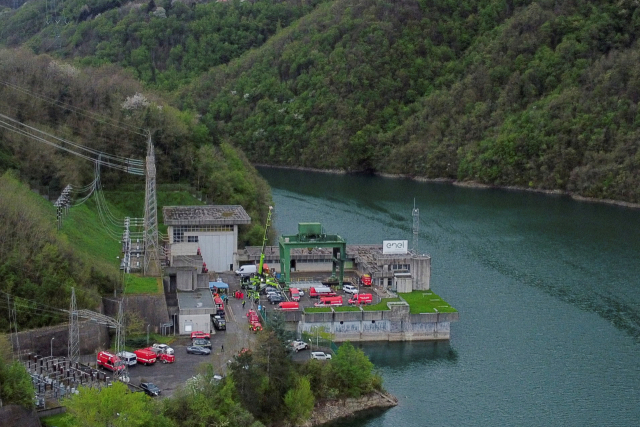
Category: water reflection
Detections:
[{"x1": 354, "y1": 341, "x2": 458, "y2": 369}]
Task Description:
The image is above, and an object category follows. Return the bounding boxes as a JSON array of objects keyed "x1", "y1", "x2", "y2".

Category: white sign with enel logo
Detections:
[{"x1": 383, "y1": 240, "x2": 408, "y2": 254}]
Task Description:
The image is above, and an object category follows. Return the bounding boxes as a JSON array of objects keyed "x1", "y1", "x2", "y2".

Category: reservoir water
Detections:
[{"x1": 257, "y1": 167, "x2": 640, "y2": 427}]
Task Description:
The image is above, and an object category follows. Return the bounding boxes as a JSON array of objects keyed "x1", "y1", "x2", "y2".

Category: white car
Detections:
[
  {"x1": 290, "y1": 340, "x2": 309, "y2": 352},
  {"x1": 152, "y1": 343, "x2": 174, "y2": 355},
  {"x1": 310, "y1": 351, "x2": 332, "y2": 360},
  {"x1": 343, "y1": 284, "x2": 358, "y2": 295}
]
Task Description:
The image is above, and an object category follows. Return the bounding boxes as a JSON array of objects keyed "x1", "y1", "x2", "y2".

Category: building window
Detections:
[
  {"x1": 187, "y1": 236, "x2": 199, "y2": 243},
  {"x1": 173, "y1": 225, "x2": 233, "y2": 243}
]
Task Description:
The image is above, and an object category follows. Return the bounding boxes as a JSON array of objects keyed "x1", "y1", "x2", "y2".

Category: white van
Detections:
[
  {"x1": 235, "y1": 264, "x2": 257, "y2": 277},
  {"x1": 117, "y1": 351, "x2": 137, "y2": 366}
]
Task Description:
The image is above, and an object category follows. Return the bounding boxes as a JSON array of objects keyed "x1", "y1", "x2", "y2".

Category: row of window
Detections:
[{"x1": 172, "y1": 225, "x2": 234, "y2": 243}]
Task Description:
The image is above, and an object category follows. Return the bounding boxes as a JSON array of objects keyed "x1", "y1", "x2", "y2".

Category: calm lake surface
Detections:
[{"x1": 257, "y1": 167, "x2": 640, "y2": 427}]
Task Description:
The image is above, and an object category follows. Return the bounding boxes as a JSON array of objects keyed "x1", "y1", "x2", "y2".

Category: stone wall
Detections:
[
  {"x1": 0, "y1": 405, "x2": 41, "y2": 427},
  {"x1": 303, "y1": 390, "x2": 398, "y2": 427}
]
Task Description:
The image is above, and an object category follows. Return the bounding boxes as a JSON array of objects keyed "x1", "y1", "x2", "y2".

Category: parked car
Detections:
[
  {"x1": 152, "y1": 343, "x2": 174, "y2": 355},
  {"x1": 260, "y1": 286, "x2": 278, "y2": 295},
  {"x1": 140, "y1": 382, "x2": 161, "y2": 397},
  {"x1": 310, "y1": 351, "x2": 332, "y2": 360},
  {"x1": 213, "y1": 315, "x2": 226, "y2": 330},
  {"x1": 268, "y1": 294, "x2": 285, "y2": 304},
  {"x1": 290, "y1": 340, "x2": 309, "y2": 352},
  {"x1": 343, "y1": 284, "x2": 358, "y2": 294},
  {"x1": 192, "y1": 338, "x2": 212, "y2": 349},
  {"x1": 186, "y1": 346, "x2": 211, "y2": 355}
]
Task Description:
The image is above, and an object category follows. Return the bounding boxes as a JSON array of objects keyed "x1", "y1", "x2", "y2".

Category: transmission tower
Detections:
[
  {"x1": 412, "y1": 199, "x2": 420, "y2": 255},
  {"x1": 68, "y1": 287, "x2": 79, "y2": 364},
  {"x1": 113, "y1": 299, "x2": 128, "y2": 382},
  {"x1": 143, "y1": 134, "x2": 160, "y2": 276}
]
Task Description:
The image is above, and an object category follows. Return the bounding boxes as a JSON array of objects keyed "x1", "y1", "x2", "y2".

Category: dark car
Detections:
[
  {"x1": 140, "y1": 382, "x2": 161, "y2": 397},
  {"x1": 192, "y1": 338, "x2": 212, "y2": 349},
  {"x1": 186, "y1": 346, "x2": 211, "y2": 355},
  {"x1": 260, "y1": 286, "x2": 278, "y2": 295},
  {"x1": 268, "y1": 294, "x2": 285, "y2": 304}
]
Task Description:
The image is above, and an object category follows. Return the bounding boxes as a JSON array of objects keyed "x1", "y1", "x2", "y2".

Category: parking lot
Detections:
[{"x1": 119, "y1": 272, "x2": 377, "y2": 397}]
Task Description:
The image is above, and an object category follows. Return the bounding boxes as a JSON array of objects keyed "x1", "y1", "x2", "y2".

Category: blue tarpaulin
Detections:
[{"x1": 209, "y1": 281, "x2": 229, "y2": 290}]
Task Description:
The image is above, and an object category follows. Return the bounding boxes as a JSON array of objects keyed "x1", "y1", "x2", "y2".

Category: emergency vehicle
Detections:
[
  {"x1": 97, "y1": 351, "x2": 125, "y2": 372},
  {"x1": 348, "y1": 293, "x2": 373, "y2": 305},
  {"x1": 133, "y1": 348, "x2": 157, "y2": 365}
]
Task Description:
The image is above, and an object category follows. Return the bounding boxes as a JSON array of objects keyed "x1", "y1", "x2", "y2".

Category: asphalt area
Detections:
[{"x1": 121, "y1": 272, "x2": 380, "y2": 397}]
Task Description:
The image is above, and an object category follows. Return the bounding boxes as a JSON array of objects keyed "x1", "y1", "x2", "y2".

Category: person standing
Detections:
[{"x1": 242, "y1": 299, "x2": 246, "y2": 309}]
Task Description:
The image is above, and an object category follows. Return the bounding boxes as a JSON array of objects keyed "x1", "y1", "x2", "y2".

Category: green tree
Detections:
[
  {"x1": 64, "y1": 381, "x2": 170, "y2": 427},
  {"x1": 284, "y1": 376, "x2": 315, "y2": 425},
  {"x1": 0, "y1": 335, "x2": 35, "y2": 409},
  {"x1": 163, "y1": 365, "x2": 261, "y2": 427},
  {"x1": 330, "y1": 341, "x2": 375, "y2": 398}
]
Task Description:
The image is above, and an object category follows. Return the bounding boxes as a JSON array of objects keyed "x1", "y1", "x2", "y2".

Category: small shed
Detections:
[{"x1": 393, "y1": 272, "x2": 413, "y2": 293}]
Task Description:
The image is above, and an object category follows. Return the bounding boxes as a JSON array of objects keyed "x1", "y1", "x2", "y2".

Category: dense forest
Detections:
[{"x1": 2, "y1": 0, "x2": 640, "y2": 202}]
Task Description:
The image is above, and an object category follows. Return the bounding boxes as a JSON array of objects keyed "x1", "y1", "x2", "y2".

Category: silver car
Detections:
[
  {"x1": 310, "y1": 351, "x2": 332, "y2": 360},
  {"x1": 343, "y1": 284, "x2": 358, "y2": 294},
  {"x1": 186, "y1": 346, "x2": 211, "y2": 355}
]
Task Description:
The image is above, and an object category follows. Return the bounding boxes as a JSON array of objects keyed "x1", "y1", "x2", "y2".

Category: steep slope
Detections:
[{"x1": 181, "y1": 0, "x2": 640, "y2": 202}]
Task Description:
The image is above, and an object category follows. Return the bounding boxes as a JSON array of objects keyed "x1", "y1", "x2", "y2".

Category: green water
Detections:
[{"x1": 258, "y1": 167, "x2": 640, "y2": 427}]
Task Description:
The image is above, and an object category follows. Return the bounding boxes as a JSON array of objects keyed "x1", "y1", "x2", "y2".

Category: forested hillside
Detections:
[
  {"x1": 1, "y1": 0, "x2": 640, "y2": 203},
  {"x1": 0, "y1": 49, "x2": 273, "y2": 245},
  {"x1": 183, "y1": 0, "x2": 640, "y2": 202}
]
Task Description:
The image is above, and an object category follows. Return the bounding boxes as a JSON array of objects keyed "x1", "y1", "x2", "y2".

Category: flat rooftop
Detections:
[
  {"x1": 163, "y1": 205, "x2": 251, "y2": 226},
  {"x1": 177, "y1": 290, "x2": 215, "y2": 310}
]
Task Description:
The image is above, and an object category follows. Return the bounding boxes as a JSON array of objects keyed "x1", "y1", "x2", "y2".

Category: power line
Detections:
[{"x1": 0, "y1": 80, "x2": 148, "y2": 137}]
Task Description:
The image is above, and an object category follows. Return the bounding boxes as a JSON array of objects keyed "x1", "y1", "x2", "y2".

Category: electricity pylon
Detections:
[
  {"x1": 143, "y1": 134, "x2": 160, "y2": 276},
  {"x1": 68, "y1": 287, "x2": 79, "y2": 364}
]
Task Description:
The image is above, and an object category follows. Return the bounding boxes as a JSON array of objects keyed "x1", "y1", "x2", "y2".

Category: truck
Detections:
[
  {"x1": 360, "y1": 274, "x2": 372, "y2": 286},
  {"x1": 289, "y1": 288, "x2": 301, "y2": 301},
  {"x1": 213, "y1": 315, "x2": 226, "y2": 330},
  {"x1": 134, "y1": 348, "x2": 157, "y2": 365},
  {"x1": 348, "y1": 293, "x2": 373, "y2": 305},
  {"x1": 314, "y1": 296, "x2": 343, "y2": 307},
  {"x1": 278, "y1": 301, "x2": 300, "y2": 311},
  {"x1": 97, "y1": 351, "x2": 125, "y2": 372},
  {"x1": 309, "y1": 286, "x2": 336, "y2": 298}
]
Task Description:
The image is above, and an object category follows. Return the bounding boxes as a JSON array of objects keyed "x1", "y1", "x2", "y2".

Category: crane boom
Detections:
[{"x1": 258, "y1": 206, "x2": 273, "y2": 276}]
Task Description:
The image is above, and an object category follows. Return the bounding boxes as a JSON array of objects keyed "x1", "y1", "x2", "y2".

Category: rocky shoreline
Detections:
[
  {"x1": 255, "y1": 164, "x2": 640, "y2": 210},
  {"x1": 301, "y1": 390, "x2": 398, "y2": 427}
]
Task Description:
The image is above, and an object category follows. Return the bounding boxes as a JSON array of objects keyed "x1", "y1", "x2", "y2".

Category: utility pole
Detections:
[
  {"x1": 412, "y1": 199, "x2": 420, "y2": 255},
  {"x1": 68, "y1": 287, "x2": 79, "y2": 364},
  {"x1": 143, "y1": 134, "x2": 160, "y2": 276}
]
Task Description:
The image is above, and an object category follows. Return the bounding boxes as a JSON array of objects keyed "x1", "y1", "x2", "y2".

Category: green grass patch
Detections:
[
  {"x1": 333, "y1": 306, "x2": 361, "y2": 312},
  {"x1": 399, "y1": 291, "x2": 457, "y2": 314},
  {"x1": 61, "y1": 199, "x2": 122, "y2": 275},
  {"x1": 41, "y1": 412, "x2": 74, "y2": 427},
  {"x1": 124, "y1": 275, "x2": 161, "y2": 294},
  {"x1": 362, "y1": 298, "x2": 401, "y2": 311},
  {"x1": 304, "y1": 307, "x2": 332, "y2": 313}
]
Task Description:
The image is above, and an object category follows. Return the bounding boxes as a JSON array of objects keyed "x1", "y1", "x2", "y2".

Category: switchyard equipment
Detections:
[{"x1": 278, "y1": 223, "x2": 347, "y2": 287}]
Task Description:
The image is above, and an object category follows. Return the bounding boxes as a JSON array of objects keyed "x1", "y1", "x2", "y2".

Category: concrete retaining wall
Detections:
[
  {"x1": 295, "y1": 303, "x2": 459, "y2": 342},
  {"x1": 103, "y1": 294, "x2": 170, "y2": 334},
  {"x1": 10, "y1": 321, "x2": 109, "y2": 358}
]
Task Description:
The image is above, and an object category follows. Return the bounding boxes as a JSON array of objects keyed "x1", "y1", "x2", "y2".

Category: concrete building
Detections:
[
  {"x1": 163, "y1": 205, "x2": 251, "y2": 272},
  {"x1": 176, "y1": 290, "x2": 215, "y2": 335},
  {"x1": 237, "y1": 244, "x2": 431, "y2": 291}
]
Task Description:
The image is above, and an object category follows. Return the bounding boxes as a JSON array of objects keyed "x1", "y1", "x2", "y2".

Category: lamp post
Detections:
[
  {"x1": 50, "y1": 337, "x2": 55, "y2": 357},
  {"x1": 147, "y1": 324, "x2": 150, "y2": 346},
  {"x1": 308, "y1": 338, "x2": 312, "y2": 352}
]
